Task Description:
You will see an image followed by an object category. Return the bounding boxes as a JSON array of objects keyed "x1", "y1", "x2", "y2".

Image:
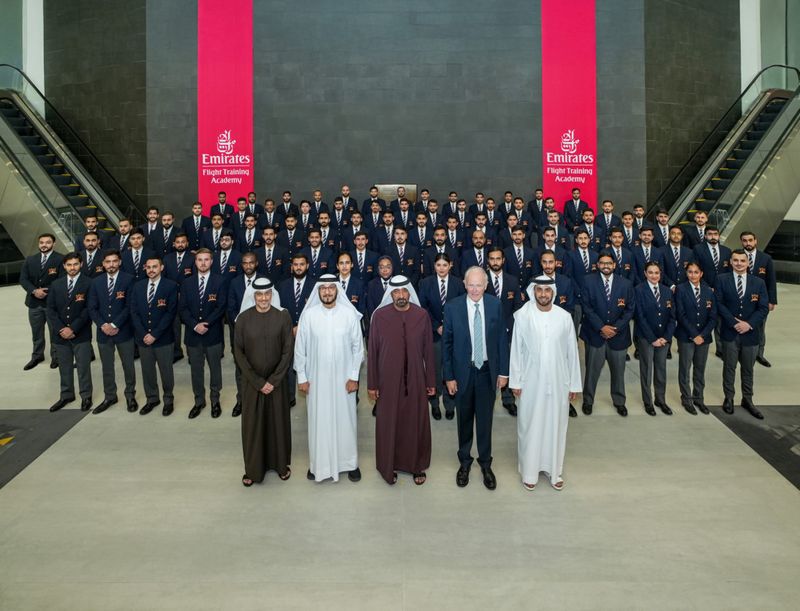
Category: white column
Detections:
[{"x1": 22, "y1": 0, "x2": 44, "y2": 113}]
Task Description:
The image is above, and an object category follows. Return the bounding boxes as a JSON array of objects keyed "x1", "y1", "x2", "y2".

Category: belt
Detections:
[{"x1": 471, "y1": 361, "x2": 488, "y2": 370}]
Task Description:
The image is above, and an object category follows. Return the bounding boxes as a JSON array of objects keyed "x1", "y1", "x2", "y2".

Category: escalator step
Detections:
[
  {"x1": 739, "y1": 140, "x2": 757, "y2": 150},
  {"x1": 718, "y1": 168, "x2": 738, "y2": 179},
  {"x1": 693, "y1": 200, "x2": 715, "y2": 212},
  {"x1": 0, "y1": 107, "x2": 20, "y2": 119},
  {"x1": 726, "y1": 158, "x2": 744, "y2": 169},
  {"x1": 51, "y1": 174, "x2": 73, "y2": 186},
  {"x1": 69, "y1": 195, "x2": 90, "y2": 207},
  {"x1": 711, "y1": 178, "x2": 731, "y2": 189},
  {"x1": 703, "y1": 188, "x2": 724, "y2": 200},
  {"x1": 6, "y1": 117, "x2": 27, "y2": 129},
  {"x1": 36, "y1": 154, "x2": 55, "y2": 163},
  {"x1": 59, "y1": 185, "x2": 81, "y2": 197},
  {"x1": 732, "y1": 149, "x2": 750, "y2": 160},
  {"x1": 29, "y1": 145, "x2": 49, "y2": 155},
  {"x1": 20, "y1": 135, "x2": 41, "y2": 146},
  {"x1": 747, "y1": 129, "x2": 765, "y2": 140}
]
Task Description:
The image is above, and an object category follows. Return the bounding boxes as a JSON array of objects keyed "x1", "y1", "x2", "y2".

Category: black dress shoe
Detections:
[
  {"x1": 756, "y1": 356, "x2": 771, "y2": 368},
  {"x1": 173, "y1": 354, "x2": 184, "y2": 364},
  {"x1": 211, "y1": 402, "x2": 222, "y2": 418},
  {"x1": 445, "y1": 409, "x2": 455, "y2": 420},
  {"x1": 289, "y1": 399, "x2": 296, "y2": 408},
  {"x1": 188, "y1": 404, "x2": 205, "y2": 419},
  {"x1": 232, "y1": 402, "x2": 242, "y2": 417},
  {"x1": 481, "y1": 467, "x2": 497, "y2": 491},
  {"x1": 80, "y1": 398, "x2": 92, "y2": 411},
  {"x1": 616, "y1": 405, "x2": 628, "y2": 417},
  {"x1": 742, "y1": 398, "x2": 764, "y2": 420},
  {"x1": 139, "y1": 401, "x2": 159, "y2": 416},
  {"x1": 722, "y1": 398, "x2": 734, "y2": 414},
  {"x1": 348, "y1": 468, "x2": 362, "y2": 482},
  {"x1": 127, "y1": 398, "x2": 139, "y2": 413},
  {"x1": 625, "y1": 353, "x2": 631, "y2": 361},
  {"x1": 694, "y1": 400, "x2": 709, "y2": 415},
  {"x1": 715, "y1": 351, "x2": 723, "y2": 360},
  {"x1": 307, "y1": 469, "x2": 315, "y2": 481},
  {"x1": 682, "y1": 402, "x2": 697, "y2": 415},
  {"x1": 162, "y1": 403, "x2": 174, "y2": 417},
  {"x1": 569, "y1": 404, "x2": 577, "y2": 418},
  {"x1": 49, "y1": 397, "x2": 74, "y2": 412},
  {"x1": 633, "y1": 349, "x2": 639, "y2": 360},
  {"x1": 50, "y1": 360, "x2": 59, "y2": 369},
  {"x1": 90, "y1": 351, "x2": 96, "y2": 362},
  {"x1": 503, "y1": 403, "x2": 517, "y2": 417},
  {"x1": 456, "y1": 466, "x2": 470, "y2": 488},
  {"x1": 372, "y1": 405, "x2": 377, "y2": 417},
  {"x1": 644, "y1": 404, "x2": 656, "y2": 416},
  {"x1": 431, "y1": 404, "x2": 442, "y2": 420},
  {"x1": 92, "y1": 398, "x2": 118, "y2": 415},
  {"x1": 666, "y1": 350, "x2": 672, "y2": 360},
  {"x1": 582, "y1": 403, "x2": 592, "y2": 415},
  {"x1": 656, "y1": 401, "x2": 673, "y2": 416},
  {"x1": 23, "y1": 356, "x2": 44, "y2": 371}
]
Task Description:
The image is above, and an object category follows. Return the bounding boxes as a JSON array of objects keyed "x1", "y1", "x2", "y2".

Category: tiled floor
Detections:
[{"x1": 1, "y1": 283, "x2": 799, "y2": 610}]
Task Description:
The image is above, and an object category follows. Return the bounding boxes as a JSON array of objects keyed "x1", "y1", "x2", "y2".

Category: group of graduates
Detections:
[{"x1": 18, "y1": 184, "x2": 777, "y2": 487}]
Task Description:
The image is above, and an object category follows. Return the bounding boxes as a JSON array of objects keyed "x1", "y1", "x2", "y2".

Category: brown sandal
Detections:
[
  {"x1": 413, "y1": 473, "x2": 427, "y2": 485},
  {"x1": 278, "y1": 468, "x2": 291, "y2": 481},
  {"x1": 242, "y1": 475, "x2": 254, "y2": 487}
]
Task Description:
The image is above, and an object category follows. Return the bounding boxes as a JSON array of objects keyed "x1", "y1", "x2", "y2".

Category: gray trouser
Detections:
[
  {"x1": 677, "y1": 341, "x2": 709, "y2": 403},
  {"x1": 636, "y1": 336, "x2": 668, "y2": 407},
  {"x1": 572, "y1": 304, "x2": 582, "y2": 337},
  {"x1": 98, "y1": 339, "x2": 136, "y2": 400},
  {"x1": 721, "y1": 339, "x2": 757, "y2": 401},
  {"x1": 139, "y1": 343, "x2": 175, "y2": 403},
  {"x1": 55, "y1": 341, "x2": 93, "y2": 400},
  {"x1": 29, "y1": 306, "x2": 56, "y2": 361},
  {"x1": 757, "y1": 316, "x2": 768, "y2": 359},
  {"x1": 431, "y1": 340, "x2": 456, "y2": 411},
  {"x1": 187, "y1": 342, "x2": 223, "y2": 404},
  {"x1": 583, "y1": 343, "x2": 627, "y2": 407},
  {"x1": 173, "y1": 316, "x2": 184, "y2": 357}
]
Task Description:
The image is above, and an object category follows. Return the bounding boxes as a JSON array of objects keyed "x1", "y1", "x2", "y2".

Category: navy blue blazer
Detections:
[
  {"x1": 20, "y1": 251, "x2": 64, "y2": 308},
  {"x1": 199, "y1": 228, "x2": 225, "y2": 253},
  {"x1": 130, "y1": 277, "x2": 179, "y2": 347},
  {"x1": 88, "y1": 271, "x2": 135, "y2": 343},
  {"x1": 459, "y1": 248, "x2": 489, "y2": 276},
  {"x1": 227, "y1": 274, "x2": 255, "y2": 322},
  {"x1": 275, "y1": 202, "x2": 300, "y2": 222},
  {"x1": 634, "y1": 282, "x2": 677, "y2": 343},
  {"x1": 576, "y1": 223, "x2": 606, "y2": 252},
  {"x1": 597, "y1": 213, "x2": 622, "y2": 235},
  {"x1": 462, "y1": 227, "x2": 497, "y2": 250},
  {"x1": 365, "y1": 276, "x2": 390, "y2": 321},
  {"x1": 749, "y1": 250, "x2": 777, "y2": 304},
  {"x1": 662, "y1": 244, "x2": 695, "y2": 287},
  {"x1": 496, "y1": 228, "x2": 518, "y2": 251},
  {"x1": 607, "y1": 246, "x2": 634, "y2": 280},
  {"x1": 445, "y1": 228, "x2": 466, "y2": 251},
  {"x1": 682, "y1": 224, "x2": 707, "y2": 249},
  {"x1": 408, "y1": 226, "x2": 434, "y2": 250},
  {"x1": 212, "y1": 249, "x2": 242, "y2": 287},
  {"x1": 537, "y1": 225, "x2": 571, "y2": 250},
  {"x1": 236, "y1": 228, "x2": 262, "y2": 253},
  {"x1": 372, "y1": 226, "x2": 397, "y2": 256},
  {"x1": 163, "y1": 251, "x2": 195, "y2": 286},
  {"x1": 674, "y1": 281, "x2": 717, "y2": 343},
  {"x1": 146, "y1": 226, "x2": 177, "y2": 257},
  {"x1": 180, "y1": 215, "x2": 211, "y2": 251},
  {"x1": 74, "y1": 232, "x2": 107, "y2": 253},
  {"x1": 120, "y1": 248, "x2": 154, "y2": 282},
  {"x1": 106, "y1": 233, "x2": 131, "y2": 253},
  {"x1": 302, "y1": 246, "x2": 336, "y2": 279},
  {"x1": 418, "y1": 274, "x2": 466, "y2": 342},
  {"x1": 552, "y1": 274, "x2": 577, "y2": 314},
  {"x1": 349, "y1": 249, "x2": 379, "y2": 285},
  {"x1": 651, "y1": 224, "x2": 672, "y2": 249},
  {"x1": 209, "y1": 203, "x2": 235, "y2": 226},
  {"x1": 563, "y1": 199, "x2": 590, "y2": 230},
  {"x1": 621, "y1": 226, "x2": 640, "y2": 250},
  {"x1": 179, "y1": 273, "x2": 228, "y2": 346},
  {"x1": 631, "y1": 245, "x2": 667, "y2": 284},
  {"x1": 255, "y1": 245, "x2": 289, "y2": 282},
  {"x1": 81, "y1": 250, "x2": 105, "y2": 279},
  {"x1": 230, "y1": 209, "x2": 254, "y2": 233},
  {"x1": 486, "y1": 272, "x2": 525, "y2": 337},
  {"x1": 275, "y1": 228, "x2": 307, "y2": 256},
  {"x1": 714, "y1": 273, "x2": 769, "y2": 346},
  {"x1": 362, "y1": 211, "x2": 385, "y2": 234},
  {"x1": 276, "y1": 276, "x2": 314, "y2": 326},
  {"x1": 692, "y1": 243, "x2": 732, "y2": 287},
  {"x1": 258, "y1": 211, "x2": 282, "y2": 233},
  {"x1": 361, "y1": 198, "x2": 386, "y2": 217},
  {"x1": 579, "y1": 274, "x2": 636, "y2": 350},
  {"x1": 532, "y1": 244, "x2": 571, "y2": 277},
  {"x1": 422, "y1": 245, "x2": 460, "y2": 278},
  {"x1": 46, "y1": 274, "x2": 93, "y2": 344},
  {"x1": 339, "y1": 225, "x2": 365, "y2": 253},
  {"x1": 387, "y1": 244, "x2": 420, "y2": 285},
  {"x1": 340, "y1": 276, "x2": 366, "y2": 315},
  {"x1": 441, "y1": 294, "x2": 511, "y2": 392},
  {"x1": 565, "y1": 248, "x2": 599, "y2": 296}
]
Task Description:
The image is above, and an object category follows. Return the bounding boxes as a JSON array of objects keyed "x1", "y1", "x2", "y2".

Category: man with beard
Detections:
[
  {"x1": 740, "y1": 231, "x2": 777, "y2": 368},
  {"x1": 20, "y1": 233, "x2": 63, "y2": 370},
  {"x1": 163, "y1": 233, "x2": 194, "y2": 362},
  {"x1": 631, "y1": 226, "x2": 665, "y2": 285},
  {"x1": 277, "y1": 253, "x2": 314, "y2": 407},
  {"x1": 255, "y1": 225, "x2": 287, "y2": 281},
  {"x1": 365, "y1": 256, "x2": 394, "y2": 324},
  {"x1": 511, "y1": 276, "x2": 581, "y2": 491},
  {"x1": 180, "y1": 202, "x2": 210, "y2": 252},
  {"x1": 422, "y1": 226, "x2": 460, "y2": 278},
  {"x1": 276, "y1": 214, "x2": 306, "y2": 257},
  {"x1": 693, "y1": 225, "x2": 731, "y2": 354},
  {"x1": 81, "y1": 232, "x2": 104, "y2": 279},
  {"x1": 368, "y1": 276, "x2": 436, "y2": 485},
  {"x1": 235, "y1": 278, "x2": 294, "y2": 486},
  {"x1": 504, "y1": 226, "x2": 536, "y2": 289},
  {"x1": 228, "y1": 252, "x2": 263, "y2": 417},
  {"x1": 460, "y1": 230, "x2": 489, "y2": 275},
  {"x1": 295, "y1": 275, "x2": 364, "y2": 483},
  {"x1": 388, "y1": 227, "x2": 419, "y2": 286}
]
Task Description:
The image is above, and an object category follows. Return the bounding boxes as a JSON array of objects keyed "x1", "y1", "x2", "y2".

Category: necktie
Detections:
[
  {"x1": 295, "y1": 280, "x2": 302, "y2": 304},
  {"x1": 398, "y1": 246, "x2": 404, "y2": 261},
  {"x1": 374, "y1": 213, "x2": 378, "y2": 225},
  {"x1": 699, "y1": 227, "x2": 704, "y2": 242},
  {"x1": 516, "y1": 248, "x2": 523, "y2": 269},
  {"x1": 177, "y1": 253, "x2": 183, "y2": 267},
  {"x1": 694, "y1": 285, "x2": 701, "y2": 308},
  {"x1": 440, "y1": 278, "x2": 447, "y2": 306},
  {"x1": 737, "y1": 274, "x2": 744, "y2": 299},
  {"x1": 606, "y1": 215, "x2": 611, "y2": 230},
  {"x1": 266, "y1": 248, "x2": 272, "y2": 269},
  {"x1": 582, "y1": 249, "x2": 589, "y2": 272},
  {"x1": 341, "y1": 280, "x2": 347, "y2": 291},
  {"x1": 120, "y1": 236, "x2": 127, "y2": 250},
  {"x1": 288, "y1": 230, "x2": 294, "y2": 243},
  {"x1": 148, "y1": 282, "x2": 155, "y2": 304},
  {"x1": 749, "y1": 253, "x2": 755, "y2": 272},
  {"x1": 615, "y1": 248, "x2": 622, "y2": 265},
  {"x1": 383, "y1": 279, "x2": 388, "y2": 291},
  {"x1": 477, "y1": 249, "x2": 483, "y2": 266},
  {"x1": 386, "y1": 227, "x2": 391, "y2": 241},
  {"x1": 420, "y1": 229, "x2": 425, "y2": 243},
  {"x1": 358, "y1": 251, "x2": 364, "y2": 272},
  {"x1": 711, "y1": 246, "x2": 719, "y2": 268},
  {"x1": 588, "y1": 225, "x2": 593, "y2": 239},
  {"x1": 653, "y1": 285, "x2": 660, "y2": 303},
  {"x1": 450, "y1": 231, "x2": 455, "y2": 245},
  {"x1": 312, "y1": 249, "x2": 318, "y2": 266},
  {"x1": 87, "y1": 252, "x2": 94, "y2": 268},
  {"x1": 322, "y1": 229, "x2": 328, "y2": 243},
  {"x1": 626, "y1": 228, "x2": 631, "y2": 243},
  {"x1": 662, "y1": 227, "x2": 668, "y2": 243},
  {"x1": 644, "y1": 247, "x2": 650, "y2": 263},
  {"x1": 402, "y1": 212, "x2": 407, "y2": 224},
  {"x1": 247, "y1": 229, "x2": 253, "y2": 245},
  {"x1": 214, "y1": 231, "x2": 219, "y2": 249},
  {"x1": 247, "y1": 276, "x2": 252, "y2": 288},
  {"x1": 164, "y1": 228, "x2": 169, "y2": 243},
  {"x1": 431, "y1": 214, "x2": 436, "y2": 225},
  {"x1": 195, "y1": 217, "x2": 200, "y2": 231},
  {"x1": 493, "y1": 274, "x2": 500, "y2": 297},
  {"x1": 268, "y1": 213, "x2": 273, "y2": 226},
  {"x1": 303, "y1": 214, "x2": 308, "y2": 225},
  {"x1": 473, "y1": 303, "x2": 485, "y2": 365},
  {"x1": 107, "y1": 275, "x2": 114, "y2": 298},
  {"x1": 220, "y1": 250, "x2": 228, "y2": 271},
  {"x1": 198, "y1": 275, "x2": 205, "y2": 301},
  {"x1": 133, "y1": 250, "x2": 140, "y2": 268},
  {"x1": 67, "y1": 277, "x2": 74, "y2": 298},
  {"x1": 673, "y1": 246, "x2": 680, "y2": 267},
  {"x1": 459, "y1": 212, "x2": 464, "y2": 224},
  {"x1": 337, "y1": 211, "x2": 341, "y2": 224},
  {"x1": 604, "y1": 277, "x2": 611, "y2": 301}
]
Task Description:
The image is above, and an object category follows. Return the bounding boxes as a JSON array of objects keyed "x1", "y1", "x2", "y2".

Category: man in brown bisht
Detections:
[
  {"x1": 368, "y1": 276, "x2": 436, "y2": 485},
  {"x1": 234, "y1": 277, "x2": 294, "y2": 487}
]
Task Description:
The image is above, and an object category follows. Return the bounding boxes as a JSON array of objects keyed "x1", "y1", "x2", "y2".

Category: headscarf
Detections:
[
  {"x1": 236, "y1": 276, "x2": 283, "y2": 321},
  {"x1": 373, "y1": 275, "x2": 421, "y2": 315},
  {"x1": 299, "y1": 273, "x2": 362, "y2": 323},
  {"x1": 525, "y1": 274, "x2": 558, "y2": 302}
]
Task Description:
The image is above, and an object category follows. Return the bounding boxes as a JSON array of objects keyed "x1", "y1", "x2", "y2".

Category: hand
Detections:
[
  {"x1": 194, "y1": 322, "x2": 208, "y2": 335},
  {"x1": 59, "y1": 327, "x2": 75, "y2": 340},
  {"x1": 693, "y1": 336, "x2": 705, "y2": 346},
  {"x1": 733, "y1": 318, "x2": 752, "y2": 334},
  {"x1": 769, "y1": 303, "x2": 776, "y2": 312},
  {"x1": 600, "y1": 325, "x2": 617, "y2": 339},
  {"x1": 445, "y1": 380, "x2": 457, "y2": 395},
  {"x1": 298, "y1": 382, "x2": 310, "y2": 394},
  {"x1": 426, "y1": 387, "x2": 436, "y2": 396},
  {"x1": 437, "y1": 325, "x2": 443, "y2": 336},
  {"x1": 568, "y1": 392, "x2": 577, "y2": 401},
  {"x1": 101, "y1": 323, "x2": 116, "y2": 336},
  {"x1": 260, "y1": 382, "x2": 274, "y2": 395},
  {"x1": 511, "y1": 388, "x2": 521, "y2": 397},
  {"x1": 345, "y1": 380, "x2": 359, "y2": 393},
  {"x1": 143, "y1": 333, "x2": 156, "y2": 345},
  {"x1": 497, "y1": 376, "x2": 508, "y2": 389},
  {"x1": 292, "y1": 326, "x2": 298, "y2": 337},
  {"x1": 32, "y1": 288, "x2": 47, "y2": 299},
  {"x1": 368, "y1": 389, "x2": 379, "y2": 402}
]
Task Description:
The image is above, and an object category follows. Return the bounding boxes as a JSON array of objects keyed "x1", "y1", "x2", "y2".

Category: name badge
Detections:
[
  {"x1": 666, "y1": 300, "x2": 672, "y2": 308},
  {"x1": 351, "y1": 295, "x2": 359, "y2": 303},
  {"x1": 506, "y1": 291, "x2": 514, "y2": 300},
  {"x1": 228, "y1": 265, "x2": 237, "y2": 273},
  {"x1": 559, "y1": 295, "x2": 567, "y2": 304},
  {"x1": 184, "y1": 268, "x2": 192, "y2": 276},
  {"x1": 758, "y1": 267, "x2": 766, "y2": 275}
]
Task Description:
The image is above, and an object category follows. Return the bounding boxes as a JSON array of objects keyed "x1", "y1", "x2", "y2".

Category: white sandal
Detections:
[
  {"x1": 551, "y1": 478, "x2": 565, "y2": 491},
  {"x1": 522, "y1": 481, "x2": 536, "y2": 491}
]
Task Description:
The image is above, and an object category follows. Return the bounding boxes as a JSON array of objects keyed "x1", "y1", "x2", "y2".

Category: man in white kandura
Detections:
[
  {"x1": 510, "y1": 275, "x2": 582, "y2": 491},
  {"x1": 294, "y1": 274, "x2": 365, "y2": 483}
]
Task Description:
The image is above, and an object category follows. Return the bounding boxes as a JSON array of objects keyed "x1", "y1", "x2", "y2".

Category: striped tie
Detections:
[
  {"x1": 712, "y1": 246, "x2": 719, "y2": 268},
  {"x1": 477, "y1": 250, "x2": 483, "y2": 267},
  {"x1": 107, "y1": 275, "x2": 114, "y2": 298},
  {"x1": 133, "y1": 250, "x2": 140, "y2": 269},
  {"x1": 615, "y1": 248, "x2": 622, "y2": 265},
  {"x1": 737, "y1": 274, "x2": 744, "y2": 299},
  {"x1": 358, "y1": 251, "x2": 364, "y2": 273},
  {"x1": 516, "y1": 247, "x2": 523, "y2": 270},
  {"x1": 440, "y1": 278, "x2": 446, "y2": 306},
  {"x1": 295, "y1": 280, "x2": 301, "y2": 305},
  {"x1": 604, "y1": 277, "x2": 611, "y2": 301},
  {"x1": 749, "y1": 253, "x2": 755, "y2": 272},
  {"x1": 644, "y1": 247, "x2": 650, "y2": 263},
  {"x1": 673, "y1": 246, "x2": 680, "y2": 268},
  {"x1": 694, "y1": 285, "x2": 701, "y2": 308},
  {"x1": 198, "y1": 275, "x2": 206, "y2": 301},
  {"x1": 582, "y1": 249, "x2": 589, "y2": 272},
  {"x1": 653, "y1": 284, "x2": 660, "y2": 303},
  {"x1": 493, "y1": 274, "x2": 500, "y2": 297},
  {"x1": 220, "y1": 251, "x2": 228, "y2": 272},
  {"x1": 265, "y1": 248, "x2": 272, "y2": 270},
  {"x1": 148, "y1": 282, "x2": 155, "y2": 304},
  {"x1": 67, "y1": 277, "x2": 74, "y2": 298}
]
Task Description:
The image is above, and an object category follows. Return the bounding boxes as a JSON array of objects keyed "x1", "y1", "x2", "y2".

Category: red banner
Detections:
[
  {"x1": 541, "y1": 0, "x2": 597, "y2": 212},
  {"x1": 197, "y1": 0, "x2": 254, "y2": 214}
]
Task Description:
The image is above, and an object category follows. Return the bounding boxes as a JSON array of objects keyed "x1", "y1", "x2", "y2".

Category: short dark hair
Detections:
[
  {"x1": 38, "y1": 233, "x2": 56, "y2": 242},
  {"x1": 62, "y1": 252, "x2": 81, "y2": 264}
]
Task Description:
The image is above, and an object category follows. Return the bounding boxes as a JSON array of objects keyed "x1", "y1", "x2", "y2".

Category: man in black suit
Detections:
[
  {"x1": 632, "y1": 204, "x2": 650, "y2": 232},
  {"x1": 276, "y1": 253, "x2": 314, "y2": 407},
  {"x1": 468, "y1": 192, "x2": 487, "y2": 219},
  {"x1": 363, "y1": 200, "x2": 385, "y2": 235},
  {"x1": 200, "y1": 213, "x2": 226, "y2": 253},
  {"x1": 361, "y1": 185, "x2": 386, "y2": 216},
  {"x1": 256, "y1": 226, "x2": 288, "y2": 282},
  {"x1": 180, "y1": 202, "x2": 210, "y2": 251},
  {"x1": 422, "y1": 227, "x2": 460, "y2": 278},
  {"x1": 388, "y1": 227, "x2": 420, "y2": 286},
  {"x1": 148, "y1": 211, "x2": 177, "y2": 257},
  {"x1": 620, "y1": 211, "x2": 640, "y2": 251},
  {"x1": 81, "y1": 232, "x2": 105, "y2": 279},
  {"x1": 163, "y1": 233, "x2": 194, "y2": 362},
  {"x1": 107, "y1": 218, "x2": 133, "y2": 253},
  {"x1": 415, "y1": 188, "x2": 432, "y2": 214},
  {"x1": 310, "y1": 189, "x2": 328, "y2": 217},
  {"x1": 662, "y1": 226, "x2": 695, "y2": 289},
  {"x1": 236, "y1": 214, "x2": 261, "y2": 254},
  {"x1": 740, "y1": 231, "x2": 778, "y2": 367},
  {"x1": 350, "y1": 232, "x2": 379, "y2": 286},
  {"x1": 539, "y1": 210, "x2": 571, "y2": 250},
  {"x1": 46, "y1": 253, "x2": 93, "y2": 411},
  {"x1": 443, "y1": 191, "x2": 459, "y2": 218},
  {"x1": 260, "y1": 198, "x2": 280, "y2": 233},
  {"x1": 139, "y1": 206, "x2": 161, "y2": 238},
  {"x1": 316, "y1": 211, "x2": 338, "y2": 253},
  {"x1": 365, "y1": 256, "x2": 394, "y2": 327},
  {"x1": 20, "y1": 233, "x2": 63, "y2": 370},
  {"x1": 395, "y1": 198, "x2": 415, "y2": 230},
  {"x1": 682, "y1": 210, "x2": 708, "y2": 249},
  {"x1": 409, "y1": 212, "x2": 434, "y2": 252},
  {"x1": 372, "y1": 210, "x2": 397, "y2": 256},
  {"x1": 563, "y1": 188, "x2": 590, "y2": 231},
  {"x1": 246, "y1": 191, "x2": 264, "y2": 219},
  {"x1": 302, "y1": 228, "x2": 336, "y2": 279},
  {"x1": 209, "y1": 191, "x2": 234, "y2": 226},
  {"x1": 598, "y1": 199, "x2": 622, "y2": 236},
  {"x1": 534, "y1": 227, "x2": 572, "y2": 277},
  {"x1": 692, "y1": 226, "x2": 731, "y2": 289},
  {"x1": 503, "y1": 226, "x2": 536, "y2": 289},
  {"x1": 460, "y1": 229, "x2": 489, "y2": 276},
  {"x1": 120, "y1": 229, "x2": 152, "y2": 282},
  {"x1": 230, "y1": 197, "x2": 252, "y2": 235},
  {"x1": 607, "y1": 227, "x2": 635, "y2": 280},
  {"x1": 340, "y1": 184, "x2": 358, "y2": 215},
  {"x1": 388, "y1": 186, "x2": 408, "y2": 217},
  {"x1": 276, "y1": 214, "x2": 306, "y2": 257},
  {"x1": 444, "y1": 216, "x2": 465, "y2": 252},
  {"x1": 277, "y1": 190, "x2": 299, "y2": 220},
  {"x1": 212, "y1": 231, "x2": 242, "y2": 290},
  {"x1": 651, "y1": 209, "x2": 672, "y2": 250},
  {"x1": 73, "y1": 214, "x2": 106, "y2": 252}
]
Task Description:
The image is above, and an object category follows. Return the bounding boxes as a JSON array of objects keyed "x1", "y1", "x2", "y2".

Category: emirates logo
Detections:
[
  {"x1": 216, "y1": 130, "x2": 236, "y2": 155},
  {"x1": 560, "y1": 130, "x2": 579, "y2": 154}
]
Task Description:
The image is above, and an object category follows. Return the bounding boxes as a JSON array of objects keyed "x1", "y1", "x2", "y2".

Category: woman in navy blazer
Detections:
[{"x1": 674, "y1": 262, "x2": 717, "y2": 414}]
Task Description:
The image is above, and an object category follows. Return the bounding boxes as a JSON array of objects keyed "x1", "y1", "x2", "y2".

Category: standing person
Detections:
[
  {"x1": 675, "y1": 262, "x2": 716, "y2": 415},
  {"x1": 368, "y1": 276, "x2": 436, "y2": 485},
  {"x1": 442, "y1": 267, "x2": 510, "y2": 490},
  {"x1": 634, "y1": 262, "x2": 677, "y2": 416},
  {"x1": 580, "y1": 252, "x2": 635, "y2": 416},
  {"x1": 295, "y1": 275, "x2": 364, "y2": 483},
  {"x1": 20, "y1": 233, "x2": 63, "y2": 370},
  {"x1": 227, "y1": 252, "x2": 262, "y2": 417},
  {"x1": 46, "y1": 253, "x2": 93, "y2": 411},
  {"x1": 510, "y1": 277, "x2": 581, "y2": 491},
  {"x1": 181, "y1": 202, "x2": 211, "y2": 251},
  {"x1": 235, "y1": 278, "x2": 294, "y2": 486},
  {"x1": 131, "y1": 257, "x2": 179, "y2": 416},
  {"x1": 88, "y1": 250, "x2": 138, "y2": 414},
  {"x1": 715, "y1": 250, "x2": 769, "y2": 419},
  {"x1": 276, "y1": 253, "x2": 314, "y2": 408},
  {"x1": 162, "y1": 232, "x2": 195, "y2": 363},
  {"x1": 740, "y1": 231, "x2": 777, "y2": 367},
  {"x1": 181, "y1": 248, "x2": 228, "y2": 418}
]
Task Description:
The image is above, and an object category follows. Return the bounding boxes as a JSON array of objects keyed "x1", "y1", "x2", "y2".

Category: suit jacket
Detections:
[
  {"x1": 662, "y1": 244, "x2": 695, "y2": 287},
  {"x1": 162, "y1": 251, "x2": 195, "y2": 286},
  {"x1": 255, "y1": 245, "x2": 289, "y2": 282},
  {"x1": 146, "y1": 226, "x2": 177, "y2": 257},
  {"x1": 532, "y1": 244, "x2": 571, "y2": 277},
  {"x1": 579, "y1": 274, "x2": 635, "y2": 350},
  {"x1": 442, "y1": 294, "x2": 511, "y2": 392},
  {"x1": 418, "y1": 274, "x2": 466, "y2": 342},
  {"x1": 496, "y1": 227, "x2": 518, "y2": 251},
  {"x1": 365, "y1": 276, "x2": 390, "y2": 321},
  {"x1": 372, "y1": 226, "x2": 397, "y2": 256},
  {"x1": 693, "y1": 243, "x2": 732, "y2": 287},
  {"x1": 297, "y1": 211, "x2": 318, "y2": 233},
  {"x1": 227, "y1": 274, "x2": 260, "y2": 322},
  {"x1": 503, "y1": 245, "x2": 536, "y2": 288},
  {"x1": 317, "y1": 227, "x2": 339, "y2": 253},
  {"x1": 340, "y1": 225, "x2": 365, "y2": 253},
  {"x1": 236, "y1": 228, "x2": 262, "y2": 253},
  {"x1": 621, "y1": 225, "x2": 640, "y2": 250},
  {"x1": 106, "y1": 233, "x2": 132, "y2": 253},
  {"x1": 537, "y1": 225, "x2": 571, "y2": 250},
  {"x1": 714, "y1": 273, "x2": 768, "y2": 346},
  {"x1": 749, "y1": 250, "x2": 777, "y2": 304},
  {"x1": 212, "y1": 249, "x2": 242, "y2": 287},
  {"x1": 350, "y1": 249, "x2": 379, "y2": 285},
  {"x1": 276, "y1": 276, "x2": 314, "y2": 326},
  {"x1": 634, "y1": 282, "x2": 677, "y2": 343},
  {"x1": 229, "y1": 210, "x2": 254, "y2": 235},
  {"x1": 88, "y1": 271, "x2": 135, "y2": 343},
  {"x1": 565, "y1": 248, "x2": 599, "y2": 296},
  {"x1": 631, "y1": 245, "x2": 667, "y2": 284},
  {"x1": 459, "y1": 247, "x2": 489, "y2": 276},
  {"x1": 275, "y1": 228, "x2": 307, "y2": 256},
  {"x1": 275, "y1": 202, "x2": 300, "y2": 221},
  {"x1": 20, "y1": 251, "x2": 64, "y2": 308},
  {"x1": 120, "y1": 247, "x2": 153, "y2": 282},
  {"x1": 598, "y1": 213, "x2": 622, "y2": 235},
  {"x1": 563, "y1": 199, "x2": 591, "y2": 230},
  {"x1": 388, "y1": 243, "x2": 420, "y2": 285},
  {"x1": 682, "y1": 224, "x2": 707, "y2": 249},
  {"x1": 674, "y1": 281, "x2": 717, "y2": 343},
  {"x1": 258, "y1": 210, "x2": 282, "y2": 233},
  {"x1": 46, "y1": 274, "x2": 93, "y2": 344},
  {"x1": 395, "y1": 210, "x2": 415, "y2": 230},
  {"x1": 181, "y1": 215, "x2": 211, "y2": 251},
  {"x1": 130, "y1": 277, "x2": 179, "y2": 347},
  {"x1": 209, "y1": 203, "x2": 235, "y2": 226},
  {"x1": 445, "y1": 228, "x2": 466, "y2": 251},
  {"x1": 361, "y1": 198, "x2": 386, "y2": 217},
  {"x1": 552, "y1": 274, "x2": 577, "y2": 314},
  {"x1": 651, "y1": 224, "x2": 672, "y2": 249},
  {"x1": 302, "y1": 246, "x2": 336, "y2": 279},
  {"x1": 81, "y1": 250, "x2": 105, "y2": 279},
  {"x1": 607, "y1": 246, "x2": 634, "y2": 280},
  {"x1": 577, "y1": 223, "x2": 606, "y2": 252},
  {"x1": 339, "y1": 276, "x2": 366, "y2": 316},
  {"x1": 179, "y1": 273, "x2": 228, "y2": 346},
  {"x1": 485, "y1": 272, "x2": 525, "y2": 336},
  {"x1": 408, "y1": 226, "x2": 434, "y2": 251},
  {"x1": 363, "y1": 211, "x2": 385, "y2": 234},
  {"x1": 422, "y1": 245, "x2": 460, "y2": 278},
  {"x1": 200, "y1": 228, "x2": 226, "y2": 253}
]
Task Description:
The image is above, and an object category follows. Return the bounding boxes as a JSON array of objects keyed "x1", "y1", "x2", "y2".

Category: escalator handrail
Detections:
[
  {"x1": 0, "y1": 63, "x2": 139, "y2": 219},
  {"x1": 649, "y1": 63, "x2": 800, "y2": 216}
]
